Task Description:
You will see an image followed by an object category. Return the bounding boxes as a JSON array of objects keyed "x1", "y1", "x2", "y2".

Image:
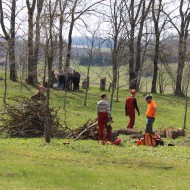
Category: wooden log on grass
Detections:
[
  {"x1": 162, "y1": 128, "x2": 185, "y2": 139},
  {"x1": 130, "y1": 128, "x2": 185, "y2": 139},
  {"x1": 117, "y1": 128, "x2": 142, "y2": 135}
]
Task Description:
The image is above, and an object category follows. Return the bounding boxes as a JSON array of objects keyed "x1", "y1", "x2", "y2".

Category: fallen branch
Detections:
[{"x1": 74, "y1": 121, "x2": 98, "y2": 140}]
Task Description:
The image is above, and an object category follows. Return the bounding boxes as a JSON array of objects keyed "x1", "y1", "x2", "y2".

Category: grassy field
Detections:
[
  {"x1": 0, "y1": 72, "x2": 190, "y2": 189},
  {"x1": 1, "y1": 138, "x2": 190, "y2": 190}
]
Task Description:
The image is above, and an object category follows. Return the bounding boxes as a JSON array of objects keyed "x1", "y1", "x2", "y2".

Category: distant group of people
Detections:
[
  {"x1": 50, "y1": 69, "x2": 80, "y2": 91},
  {"x1": 97, "y1": 90, "x2": 157, "y2": 145}
]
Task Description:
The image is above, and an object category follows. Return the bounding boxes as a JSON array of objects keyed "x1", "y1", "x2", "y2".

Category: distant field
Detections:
[
  {"x1": 0, "y1": 62, "x2": 179, "y2": 94},
  {"x1": 71, "y1": 63, "x2": 179, "y2": 94}
]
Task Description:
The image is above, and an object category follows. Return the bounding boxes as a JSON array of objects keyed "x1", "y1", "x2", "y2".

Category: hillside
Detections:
[{"x1": 0, "y1": 77, "x2": 190, "y2": 190}]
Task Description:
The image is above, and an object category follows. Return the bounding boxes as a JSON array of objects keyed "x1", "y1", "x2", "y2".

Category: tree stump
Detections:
[
  {"x1": 82, "y1": 80, "x2": 89, "y2": 89},
  {"x1": 100, "y1": 77, "x2": 106, "y2": 91}
]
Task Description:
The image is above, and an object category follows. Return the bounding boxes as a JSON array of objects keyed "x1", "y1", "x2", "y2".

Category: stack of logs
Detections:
[{"x1": 67, "y1": 120, "x2": 186, "y2": 140}]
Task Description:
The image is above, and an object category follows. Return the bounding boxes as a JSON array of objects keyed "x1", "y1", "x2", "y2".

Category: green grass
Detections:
[
  {"x1": 0, "y1": 71, "x2": 190, "y2": 189},
  {"x1": 0, "y1": 138, "x2": 190, "y2": 190}
]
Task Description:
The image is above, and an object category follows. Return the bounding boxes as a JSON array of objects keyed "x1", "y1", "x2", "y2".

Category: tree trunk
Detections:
[
  {"x1": 3, "y1": 52, "x2": 8, "y2": 105},
  {"x1": 27, "y1": 0, "x2": 36, "y2": 85},
  {"x1": 129, "y1": 24, "x2": 136, "y2": 89},
  {"x1": 9, "y1": 39, "x2": 17, "y2": 81},
  {"x1": 151, "y1": 0, "x2": 163, "y2": 93},
  {"x1": 134, "y1": 0, "x2": 149, "y2": 90},
  {"x1": 32, "y1": 0, "x2": 44, "y2": 84},
  {"x1": 64, "y1": 0, "x2": 77, "y2": 72},
  {"x1": 59, "y1": 14, "x2": 63, "y2": 71},
  {"x1": 110, "y1": 31, "x2": 118, "y2": 109},
  {"x1": 84, "y1": 64, "x2": 90, "y2": 106},
  {"x1": 110, "y1": 59, "x2": 118, "y2": 109},
  {"x1": 175, "y1": 37, "x2": 186, "y2": 95},
  {"x1": 116, "y1": 69, "x2": 119, "y2": 102},
  {"x1": 65, "y1": 22, "x2": 74, "y2": 71},
  {"x1": 9, "y1": 0, "x2": 17, "y2": 81},
  {"x1": 44, "y1": 56, "x2": 53, "y2": 143},
  {"x1": 151, "y1": 56, "x2": 159, "y2": 93}
]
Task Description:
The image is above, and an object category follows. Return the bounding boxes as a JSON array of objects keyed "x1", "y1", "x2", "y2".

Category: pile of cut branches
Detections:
[
  {"x1": 0, "y1": 97, "x2": 64, "y2": 138},
  {"x1": 67, "y1": 119, "x2": 142, "y2": 141},
  {"x1": 67, "y1": 119, "x2": 99, "y2": 140}
]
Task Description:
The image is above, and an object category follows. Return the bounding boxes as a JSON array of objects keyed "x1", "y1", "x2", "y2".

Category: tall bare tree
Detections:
[
  {"x1": 64, "y1": 0, "x2": 105, "y2": 72},
  {"x1": 26, "y1": 0, "x2": 44, "y2": 85},
  {"x1": 151, "y1": 0, "x2": 167, "y2": 93},
  {"x1": 42, "y1": 0, "x2": 59, "y2": 143},
  {"x1": 106, "y1": 0, "x2": 127, "y2": 108},
  {"x1": 58, "y1": 0, "x2": 69, "y2": 71},
  {"x1": 164, "y1": 0, "x2": 190, "y2": 95},
  {"x1": 134, "y1": 0, "x2": 153, "y2": 90},
  {"x1": 82, "y1": 24, "x2": 101, "y2": 106},
  {"x1": 0, "y1": 0, "x2": 17, "y2": 81},
  {"x1": 124, "y1": 0, "x2": 152, "y2": 90}
]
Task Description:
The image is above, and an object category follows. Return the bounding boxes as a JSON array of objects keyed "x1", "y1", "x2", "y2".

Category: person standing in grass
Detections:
[
  {"x1": 144, "y1": 94, "x2": 157, "y2": 133},
  {"x1": 97, "y1": 93, "x2": 112, "y2": 142},
  {"x1": 125, "y1": 89, "x2": 140, "y2": 129}
]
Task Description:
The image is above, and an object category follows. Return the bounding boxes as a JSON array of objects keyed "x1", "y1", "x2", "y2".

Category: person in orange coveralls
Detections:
[
  {"x1": 97, "y1": 93, "x2": 112, "y2": 141},
  {"x1": 125, "y1": 89, "x2": 140, "y2": 129},
  {"x1": 145, "y1": 94, "x2": 157, "y2": 133}
]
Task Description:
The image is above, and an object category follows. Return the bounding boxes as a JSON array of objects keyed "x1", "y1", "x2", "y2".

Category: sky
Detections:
[{"x1": 0, "y1": 0, "x2": 185, "y2": 40}]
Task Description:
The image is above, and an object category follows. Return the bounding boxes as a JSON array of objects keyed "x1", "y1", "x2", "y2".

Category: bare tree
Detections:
[
  {"x1": 42, "y1": 0, "x2": 59, "y2": 143},
  {"x1": 164, "y1": 0, "x2": 190, "y2": 95},
  {"x1": 124, "y1": 0, "x2": 153, "y2": 90},
  {"x1": 0, "y1": 0, "x2": 17, "y2": 81},
  {"x1": 64, "y1": 0, "x2": 105, "y2": 72},
  {"x1": 3, "y1": 51, "x2": 8, "y2": 105},
  {"x1": 106, "y1": 0, "x2": 127, "y2": 108},
  {"x1": 82, "y1": 24, "x2": 101, "y2": 106},
  {"x1": 159, "y1": 47, "x2": 176, "y2": 93},
  {"x1": 134, "y1": 0, "x2": 153, "y2": 90},
  {"x1": 58, "y1": 0, "x2": 69, "y2": 71},
  {"x1": 151, "y1": 0, "x2": 167, "y2": 93},
  {"x1": 26, "y1": 0, "x2": 44, "y2": 85},
  {"x1": 183, "y1": 61, "x2": 190, "y2": 129}
]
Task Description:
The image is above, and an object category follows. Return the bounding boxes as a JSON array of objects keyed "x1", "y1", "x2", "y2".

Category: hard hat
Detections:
[
  {"x1": 145, "y1": 94, "x2": 152, "y2": 100},
  {"x1": 112, "y1": 138, "x2": 122, "y2": 145}
]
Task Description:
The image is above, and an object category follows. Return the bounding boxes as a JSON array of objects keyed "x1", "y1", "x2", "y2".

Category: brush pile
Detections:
[
  {"x1": 67, "y1": 119, "x2": 99, "y2": 140},
  {"x1": 0, "y1": 97, "x2": 64, "y2": 138}
]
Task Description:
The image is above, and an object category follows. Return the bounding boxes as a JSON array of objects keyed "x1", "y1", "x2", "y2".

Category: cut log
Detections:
[
  {"x1": 163, "y1": 128, "x2": 185, "y2": 139},
  {"x1": 117, "y1": 128, "x2": 142, "y2": 135},
  {"x1": 130, "y1": 134, "x2": 145, "y2": 139},
  {"x1": 130, "y1": 128, "x2": 186, "y2": 140}
]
